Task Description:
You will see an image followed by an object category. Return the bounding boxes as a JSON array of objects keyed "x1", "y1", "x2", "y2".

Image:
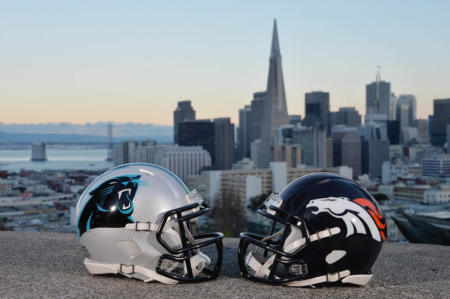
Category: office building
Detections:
[
  {"x1": 341, "y1": 131, "x2": 362, "y2": 177},
  {"x1": 417, "y1": 119, "x2": 430, "y2": 144},
  {"x1": 113, "y1": 141, "x2": 211, "y2": 181},
  {"x1": 359, "y1": 122, "x2": 390, "y2": 178},
  {"x1": 238, "y1": 92, "x2": 265, "y2": 160},
  {"x1": 258, "y1": 20, "x2": 289, "y2": 168},
  {"x1": 292, "y1": 124, "x2": 327, "y2": 167},
  {"x1": 113, "y1": 140, "x2": 138, "y2": 165},
  {"x1": 173, "y1": 100, "x2": 196, "y2": 144},
  {"x1": 303, "y1": 91, "x2": 330, "y2": 133},
  {"x1": 326, "y1": 137, "x2": 333, "y2": 167},
  {"x1": 331, "y1": 127, "x2": 361, "y2": 177},
  {"x1": 154, "y1": 145, "x2": 211, "y2": 181},
  {"x1": 289, "y1": 115, "x2": 302, "y2": 126},
  {"x1": 431, "y1": 99, "x2": 450, "y2": 146},
  {"x1": 330, "y1": 107, "x2": 361, "y2": 127},
  {"x1": 237, "y1": 105, "x2": 251, "y2": 160},
  {"x1": 366, "y1": 68, "x2": 391, "y2": 118},
  {"x1": 31, "y1": 143, "x2": 47, "y2": 161},
  {"x1": 421, "y1": 155, "x2": 450, "y2": 177},
  {"x1": 397, "y1": 103, "x2": 410, "y2": 129},
  {"x1": 389, "y1": 92, "x2": 397, "y2": 120},
  {"x1": 249, "y1": 92, "x2": 265, "y2": 143},
  {"x1": 214, "y1": 118, "x2": 235, "y2": 170},
  {"x1": 447, "y1": 124, "x2": 450, "y2": 152},
  {"x1": 387, "y1": 120, "x2": 400, "y2": 145},
  {"x1": 178, "y1": 120, "x2": 215, "y2": 165},
  {"x1": 382, "y1": 161, "x2": 422, "y2": 184},
  {"x1": 273, "y1": 144, "x2": 302, "y2": 168},
  {"x1": 396, "y1": 94, "x2": 416, "y2": 127}
]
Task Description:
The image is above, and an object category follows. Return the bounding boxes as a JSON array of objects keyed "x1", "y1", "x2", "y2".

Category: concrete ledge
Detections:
[{"x1": 0, "y1": 231, "x2": 449, "y2": 298}]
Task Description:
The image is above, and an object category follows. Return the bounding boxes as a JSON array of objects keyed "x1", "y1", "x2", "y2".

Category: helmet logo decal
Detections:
[
  {"x1": 353, "y1": 198, "x2": 386, "y2": 241},
  {"x1": 306, "y1": 197, "x2": 385, "y2": 242},
  {"x1": 77, "y1": 175, "x2": 141, "y2": 236}
]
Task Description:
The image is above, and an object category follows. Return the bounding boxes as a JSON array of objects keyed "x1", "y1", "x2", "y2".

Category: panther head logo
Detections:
[
  {"x1": 77, "y1": 175, "x2": 141, "y2": 236},
  {"x1": 306, "y1": 197, "x2": 386, "y2": 242}
]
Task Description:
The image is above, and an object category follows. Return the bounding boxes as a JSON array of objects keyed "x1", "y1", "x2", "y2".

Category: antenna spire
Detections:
[{"x1": 376, "y1": 66, "x2": 381, "y2": 83}]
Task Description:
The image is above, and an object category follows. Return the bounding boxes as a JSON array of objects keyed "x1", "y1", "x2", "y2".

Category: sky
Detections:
[{"x1": 0, "y1": 1, "x2": 449, "y2": 125}]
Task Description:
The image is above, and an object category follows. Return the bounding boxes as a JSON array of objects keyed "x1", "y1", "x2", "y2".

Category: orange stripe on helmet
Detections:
[
  {"x1": 353, "y1": 198, "x2": 383, "y2": 220},
  {"x1": 353, "y1": 198, "x2": 387, "y2": 240},
  {"x1": 367, "y1": 209, "x2": 386, "y2": 230}
]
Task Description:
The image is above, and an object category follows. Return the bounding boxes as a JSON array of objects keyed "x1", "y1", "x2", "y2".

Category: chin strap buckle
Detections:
[{"x1": 120, "y1": 264, "x2": 135, "y2": 275}]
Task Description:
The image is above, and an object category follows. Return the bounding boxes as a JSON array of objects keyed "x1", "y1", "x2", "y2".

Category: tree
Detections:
[{"x1": 247, "y1": 192, "x2": 271, "y2": 212}]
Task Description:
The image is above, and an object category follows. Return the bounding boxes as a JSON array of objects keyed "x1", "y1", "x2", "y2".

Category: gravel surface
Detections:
[{"x1": 0, "y1": 231, "x2": 449, "y2": 298}]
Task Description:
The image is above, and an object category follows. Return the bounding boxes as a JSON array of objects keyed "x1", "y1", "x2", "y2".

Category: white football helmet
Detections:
[{"x1": 74, "y1": 163, "x2": 223, "y2": 283}]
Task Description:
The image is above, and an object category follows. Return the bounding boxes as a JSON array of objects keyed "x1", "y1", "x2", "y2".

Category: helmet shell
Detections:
[
  {"x1": 278, "y1": 173, "x2": 386, "y2": 276},
  {"x1": 75, "y1": 163, "x2": 191, "y2": 236}
]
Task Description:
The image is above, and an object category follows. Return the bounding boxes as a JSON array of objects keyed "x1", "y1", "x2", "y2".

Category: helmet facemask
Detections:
[
  {"x1": 238, "y1": 193, "x2": 345, "y2": 286},
  {"x1": 240, "y1": 194, "x2": 304, "y2": 281},
  {"x1": 154, "y1": 190, "x2": 223, "y2": 282}
]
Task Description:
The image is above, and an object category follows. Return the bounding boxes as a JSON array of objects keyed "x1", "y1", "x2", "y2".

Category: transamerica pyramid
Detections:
[{"x1": 257, "y1": 19, "x2": 289, "y2": 168}]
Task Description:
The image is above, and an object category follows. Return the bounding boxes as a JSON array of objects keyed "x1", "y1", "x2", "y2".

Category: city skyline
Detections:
[{"x1": 1, "y1": 1, "x2": 449, "y2": 125}]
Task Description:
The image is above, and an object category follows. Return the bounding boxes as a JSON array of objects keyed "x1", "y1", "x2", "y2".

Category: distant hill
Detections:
[{"x1": 0, "y1": 122, "x2": 173, "y2": 144}]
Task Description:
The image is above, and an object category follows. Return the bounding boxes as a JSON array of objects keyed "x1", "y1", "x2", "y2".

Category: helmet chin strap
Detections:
[
  {"x1": 245, "y1": 228, "x2": 285, "y2": 279},
  {"x1": 182, "y1": 222, "x2": 211, "y2": 277},
  {"x1": 83, "y1": 258, "x2": 179, "y2": 284},
  {"x1": 245, "y1": 226, "x2": 342, "y2": 284}
]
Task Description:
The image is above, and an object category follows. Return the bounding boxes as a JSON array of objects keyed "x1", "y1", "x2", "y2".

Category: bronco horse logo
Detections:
[
  {"x1": 77, "y1": 175, "x2": 141, "y2": 236},
  {"x1": 306, "y1": 197, "x2": 386, "y2": 241}
]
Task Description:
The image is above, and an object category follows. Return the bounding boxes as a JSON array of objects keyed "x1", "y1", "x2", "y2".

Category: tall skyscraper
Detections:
[
  {"x1": 106, "y1": 124, "x2": 113, "y2": 161},
  {"x1": 214, "y1": 118, "x2": 235, "y2": 170},
  {"x1": 258, "y1": 20, "x2": 289, "y2": 168},
  {"x1": 238, "y1": 91, "x2": 265, "y2": 160},
  {"x1": 113, "y1": 140, "x2": 138, "y2": 165},
  {"x1": 303, "y1": 91, "x2": 330, "y2": 133},
  {"x1": 341, "y1": 132, "x2": 362, "y2": 177},
  {"x1": 366, "y1": 68, "x2": 391, "y2": 118},
  {"x1": 389, "y1": 92, "x2": 398, "y2": 120},
  {"x1": 249, "y1": 92, "x2": 265, "y2": 143},
  {"x1": 292, "y1": 124, "x2": 327, "y2": 167},
  {"x1": 359, "y1": 122, "x2": 390, "y2": 178},
  {"x1": 173, "y1": 100, "x2": 196, "y2": 144},
  {"x1": 417, "y1": 119, "x2": 430, "y2": 144},
  {"x1": 397, "y1": 103, "x2": 410, "y2": 129},
  {"x1": 431, "y1": 98, "x2": 450, "y2": 146},
  {"x1": 396, "y1": 94, "x2": 416, "y2": 127},
  {"x1": 178, "y1": 120, "x2": 215, "y2": 165},
  {"x1": 238, "y1": 105, "x2": 251, "y2": 160}
]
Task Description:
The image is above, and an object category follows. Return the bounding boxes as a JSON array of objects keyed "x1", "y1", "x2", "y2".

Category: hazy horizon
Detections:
[{"x1": 1, "y1": 1, "x2": 449, "y2": 125}]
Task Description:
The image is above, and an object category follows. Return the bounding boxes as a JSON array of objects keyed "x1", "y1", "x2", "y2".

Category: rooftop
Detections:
[{"x1": 0, "y1": 231, "x2": 449, "y2": 298}]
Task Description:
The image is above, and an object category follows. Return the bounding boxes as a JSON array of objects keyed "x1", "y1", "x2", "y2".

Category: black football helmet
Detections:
[{"x1": 238, "y1": 173, "x2": 386, "y2": 287}]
